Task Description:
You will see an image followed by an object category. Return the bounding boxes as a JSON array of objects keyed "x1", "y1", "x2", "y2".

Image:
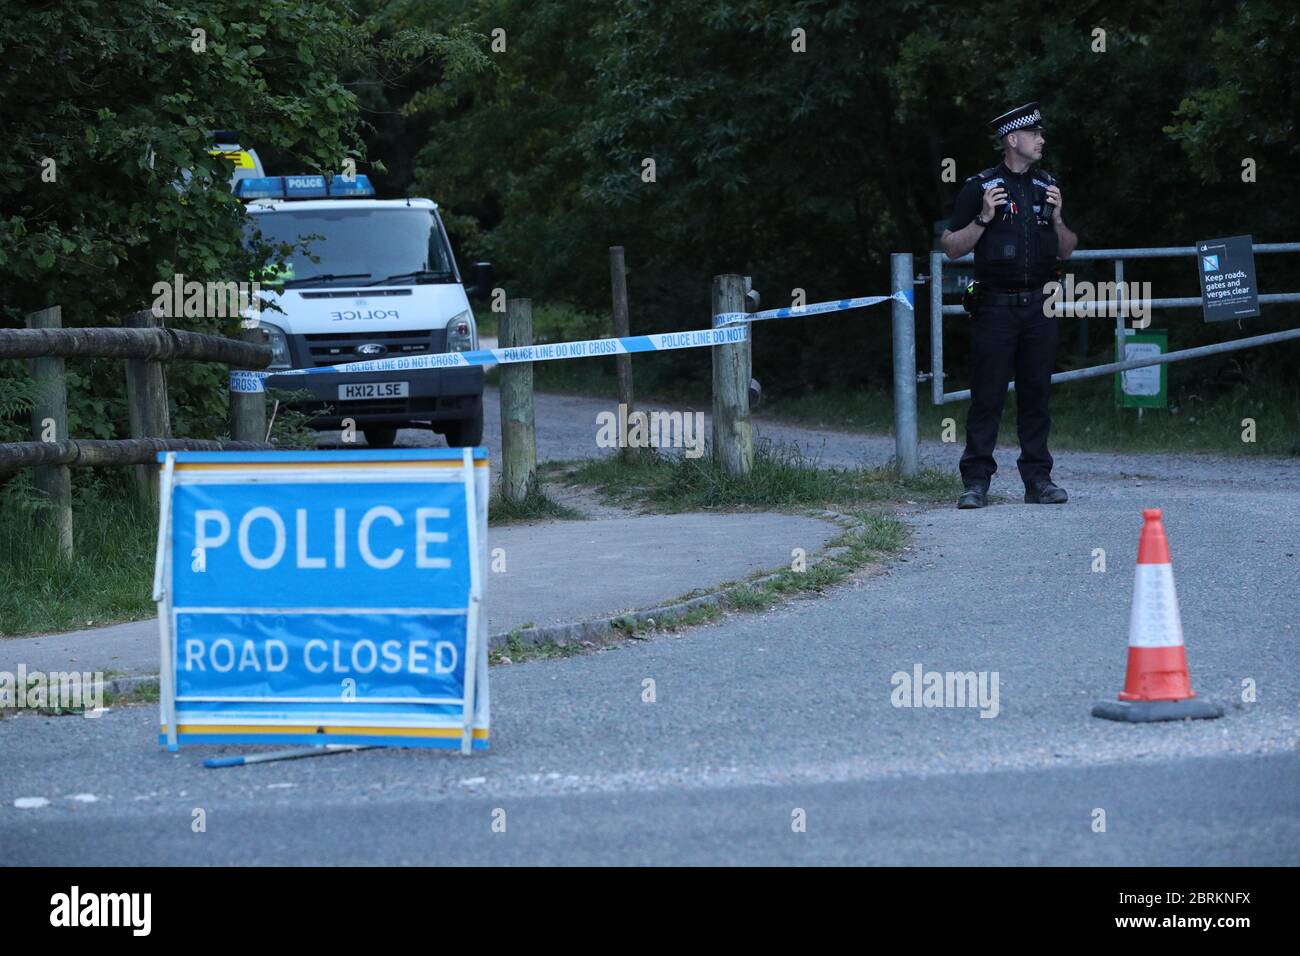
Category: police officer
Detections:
[{"x1": 942, "y1": 101, "x2": 1078, "y2": 509}]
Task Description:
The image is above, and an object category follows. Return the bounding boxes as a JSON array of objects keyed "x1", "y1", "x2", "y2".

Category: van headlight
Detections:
[
  {"x1": 446, "y1": 310, "x2": 476, "y2": 352},
  {"x1": 259, "y1": 322, "x2": 292, "y2": 369}
]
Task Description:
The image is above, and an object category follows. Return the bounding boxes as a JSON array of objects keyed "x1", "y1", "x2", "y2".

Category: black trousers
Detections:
[{"x1": 959, "y1": 297, "x2": 1059, "y2": 490}]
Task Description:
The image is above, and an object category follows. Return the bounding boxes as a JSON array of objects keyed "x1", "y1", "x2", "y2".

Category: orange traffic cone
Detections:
[{"x1": 1092, "y1": 508, "x2": 1222, "y2": 722}]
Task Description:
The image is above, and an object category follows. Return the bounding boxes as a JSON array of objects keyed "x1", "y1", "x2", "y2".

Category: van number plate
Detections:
[{"x1": 339, "y1": 381, "x2": 409, "y2": 400}]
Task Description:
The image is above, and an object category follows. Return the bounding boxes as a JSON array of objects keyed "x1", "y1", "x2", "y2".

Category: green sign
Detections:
[{"x1": 1115, "y1": 330, "x2": 1168, "y2": 408}]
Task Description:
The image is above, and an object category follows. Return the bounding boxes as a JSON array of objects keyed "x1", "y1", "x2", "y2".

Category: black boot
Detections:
[
  {"x1": 957, "y1": 484, "x2": 988, "y2": 509},
  {"x1": 1024, "y1": 480, "x2": 1068, "y2": 504}
]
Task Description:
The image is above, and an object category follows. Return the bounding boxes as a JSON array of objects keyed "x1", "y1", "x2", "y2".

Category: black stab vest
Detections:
[{"x1": 968, "y1": 164, "x2": 1060, "y2": 289}]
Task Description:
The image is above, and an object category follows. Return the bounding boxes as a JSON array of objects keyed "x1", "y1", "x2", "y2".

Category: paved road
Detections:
[
  {"x1": 2, "y1": 408, "x2": 1296, "y2": 863},
  {"x1": 3, "y1": 731, "x2": 1295, "y2": 864}
]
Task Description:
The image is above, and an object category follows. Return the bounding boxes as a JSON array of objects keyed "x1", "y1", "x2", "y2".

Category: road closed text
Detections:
[{"x1": 182, "y1": 636, "x2": 459, "y2": 676}]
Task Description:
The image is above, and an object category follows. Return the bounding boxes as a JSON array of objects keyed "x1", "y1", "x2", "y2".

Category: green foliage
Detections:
[
  {"x1": 1, "y1": 1, "x2": 372, "y2": 324},
  {"x1": 1165, "y1": 3, "x2": 1300, "y2": 187},
  {"x1": 0, "y1": 367, "x2": 42, "y2": 443},
  {"x1": 0, "y1": 1, "x2": 479, "y2": 442},
  {"x1": 2, "y1": 0, "x2": 1295, "y2": 451},
  {"x1": 263, "y1": 387, "x2": 327, "y2": 449},
  {"x1": 387, "y1": 0, "x2": 1300, "y2": 404},
  {"x1": 0, "y1": 471, "x2": 156, "y2": 636}
]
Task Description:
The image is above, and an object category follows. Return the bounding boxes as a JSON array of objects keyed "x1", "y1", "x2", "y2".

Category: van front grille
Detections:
[
  {"x1": 298, "y1": 289, "x2": 413, "y2": 299},
  {"x1": 298, "y1": 329, "x2": 446, "y2": 366}
]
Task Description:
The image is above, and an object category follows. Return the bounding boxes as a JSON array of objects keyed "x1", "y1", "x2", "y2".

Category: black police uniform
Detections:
[{"x1": 948, "y1": 112, "x2": 1067, "y2": 496}]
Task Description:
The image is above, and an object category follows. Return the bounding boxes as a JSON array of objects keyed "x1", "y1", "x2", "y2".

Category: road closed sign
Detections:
[{"x1": 152, "y1": 449, "x2": 489, "y2": 754}]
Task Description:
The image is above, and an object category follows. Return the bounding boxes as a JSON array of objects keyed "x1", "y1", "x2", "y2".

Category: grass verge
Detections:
[
  {"x1": 485, "y1": 508, "x2": 908, "y2": 664},
  {"x1": 488, "y1": 482, "x2": 584, "y2": 525},
  {"x1": 102, "y1": 682, "x2": 161, "y2": 708},
  {"x1": 764, "y1": 374, "x2": 1300, "y2": 457},
  {"x1": 0, "y1": 478, "x2": 155, "y2": 638},
  {"x1": 0, "y1": 679, "x2": 160, "y2": 718},
  {"x1": 716, "y1": 511, "x2": 906, "y2": 613},
  {"x1": 555, "y1": 440, "x2": 962, "y2": 512},
  {"x1": 489, "y1": 629, "x2": 585, "y2": 665}
]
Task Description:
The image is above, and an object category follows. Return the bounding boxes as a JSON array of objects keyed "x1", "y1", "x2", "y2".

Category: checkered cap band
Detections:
[{"x1": 996, "y1": 109, "x2": 1042, "y2": 137}]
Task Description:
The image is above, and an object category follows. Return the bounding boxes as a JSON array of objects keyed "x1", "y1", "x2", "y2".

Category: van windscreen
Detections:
[{"x1": 247, "y1": 207, "x2": 455, "y2": 286}]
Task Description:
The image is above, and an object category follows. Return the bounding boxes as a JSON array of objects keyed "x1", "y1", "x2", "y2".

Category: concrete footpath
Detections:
[{"x1": 0, "y1": 505, "x2": 841, "y2": 680}]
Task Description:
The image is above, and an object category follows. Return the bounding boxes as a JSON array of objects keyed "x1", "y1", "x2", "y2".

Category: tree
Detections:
[
  {"x1": 0, "y1": 0, "x2": 480, "y2": 441},
  {"x1": 391, "y1": 0, "x2": 1299, "y2": 394}
]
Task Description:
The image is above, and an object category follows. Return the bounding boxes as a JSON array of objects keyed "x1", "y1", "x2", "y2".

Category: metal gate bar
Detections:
[{"x1": 925, "y1": 242, "x2": 1300, "y2": 405}]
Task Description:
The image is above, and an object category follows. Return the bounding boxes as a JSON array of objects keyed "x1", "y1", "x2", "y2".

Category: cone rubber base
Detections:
[{"x1": 1091, "y1": 698, "x2": 1224, "y2": 722}]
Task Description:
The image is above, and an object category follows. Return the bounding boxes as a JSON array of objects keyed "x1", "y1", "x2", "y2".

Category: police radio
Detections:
[{"x1": 1036, "y1": 171, "x2": 1056, "y2": 223}]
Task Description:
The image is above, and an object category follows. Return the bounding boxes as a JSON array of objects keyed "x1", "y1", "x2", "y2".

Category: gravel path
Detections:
[{"x1": 318, "y1": 385, "x2": 1298, "y2": 498}]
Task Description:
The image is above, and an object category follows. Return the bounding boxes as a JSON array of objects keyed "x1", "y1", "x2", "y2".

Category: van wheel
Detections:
[
  {"x1": 362, "y1": 425, "x2": 398, "y2": 448},
  {"x1": 442, "y1": 406, "x2": 483, "y2": 448}
]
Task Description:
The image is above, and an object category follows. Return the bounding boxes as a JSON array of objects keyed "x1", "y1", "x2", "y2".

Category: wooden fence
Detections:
[
  {"x1": 494, "y1": 256, "x2": 758, "y2": 506},
  {"x1": 8, "y1": 263, "x2": 762, "y2": 554},
  {"x1": 2, "y1": 306, "x2": 276, "y2": 558}
]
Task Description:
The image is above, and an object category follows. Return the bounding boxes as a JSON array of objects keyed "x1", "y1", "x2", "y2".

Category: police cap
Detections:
[{"x1": 988, "y1": 101, "x2": 1045, "y2": 138}]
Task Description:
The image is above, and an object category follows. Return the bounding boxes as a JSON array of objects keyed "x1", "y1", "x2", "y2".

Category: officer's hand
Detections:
[
  {"x1": 1045, "y1": 184, "x2": 1063, "y2": 221},
  {"x1": 980, "y1": 187, "x2": 1006, "y2": 222}
]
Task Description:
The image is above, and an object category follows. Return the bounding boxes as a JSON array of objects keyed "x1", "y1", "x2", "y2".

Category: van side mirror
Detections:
[{"x1": 468, "y1": 262, "x2": 495, "y2": 299}]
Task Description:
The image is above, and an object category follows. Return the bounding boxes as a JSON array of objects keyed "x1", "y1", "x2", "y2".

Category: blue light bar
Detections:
[
  {"x1": 234, "y1": 174, "x2": 375, "y2": 200},
  {"x1": 329, "y1": 175, "x2": 374, "y2": 197},
  {"x1": 234, "y1": 176, "x2": 286, "y2": 199}
]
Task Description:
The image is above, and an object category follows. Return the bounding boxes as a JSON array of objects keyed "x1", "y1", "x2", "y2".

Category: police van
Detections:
[{"x1": 234, "y1": 169, "x2": 492, "y2": 448}]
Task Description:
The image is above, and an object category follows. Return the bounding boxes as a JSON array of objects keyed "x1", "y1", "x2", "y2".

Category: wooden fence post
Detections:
[
  {"x1": 499, "y1": 298, "x2": 536, "y2": 503},
  {"x1": 123, "y1": 310, "x2": 171, "y2": 504},
  {"x1": 26, "y1": 306, "x2": 73, "y2": 559},
  {"x1": 711, "y1": 275, "x2": 752, "y2": 477},
  {"x1": 609, "y1": 246, "x2": 636, "y2": 462},
  {"x1": 230, "y1": 326, "x2": 268, "y2": 443}
]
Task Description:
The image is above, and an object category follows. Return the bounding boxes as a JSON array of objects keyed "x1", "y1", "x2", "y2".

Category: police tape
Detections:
[
  {"x1": 230, "y1": 370, "x2": 269, "y2": 393},
  {"x1": 228, "y1": 290, "x2": 911, "y2": 393},
  {"x1": 228, "y1": 324, "x2": 752, "y2": 392},
  {"x1": 712, "y1": 290, "x2": 913, "y2": 328}
]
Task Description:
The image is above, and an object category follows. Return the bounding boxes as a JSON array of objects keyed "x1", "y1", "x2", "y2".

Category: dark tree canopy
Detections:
[{"x1": 3, "y1": 0, "x2": 1296, "y2": 442}]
